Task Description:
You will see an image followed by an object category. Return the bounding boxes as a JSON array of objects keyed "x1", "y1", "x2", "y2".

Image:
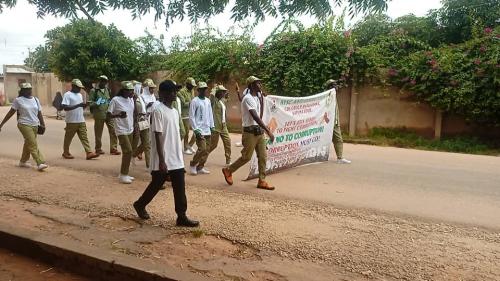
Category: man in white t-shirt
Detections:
[
  {"x1": 188, "y1": 82, "x2": 214, "y2": 175},
  {"x1": 222, "y1": 76, "x2": 276, "y2": 190},
  {"x1": 61, "y1": 79, "x2": 99, "y2": 160},
  {"x1": 133, "y1": 80, "x2": 199, "y2": 227},
  {"x1": 108, "y1": 81, "x2": 136, "y2": 184}
]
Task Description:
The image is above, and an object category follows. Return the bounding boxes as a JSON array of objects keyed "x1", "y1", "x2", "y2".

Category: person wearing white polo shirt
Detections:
[
  {"x1": 0, "y1": 83, "x2": 48, "y2": 171},
  {"x1": 188, "y1": 82, "x2": 214, "y2": 175},
  {"x1": 61, "y1": 79, "x2": 99, "y2": 160},
  {"x1": 108, "y1": 81, "x2": 136, "y2": 184}
]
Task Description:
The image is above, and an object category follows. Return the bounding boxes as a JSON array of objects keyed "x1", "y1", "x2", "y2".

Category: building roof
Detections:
[{"x1": 4, "y1": 65, "x2": 34, "y2": 74}]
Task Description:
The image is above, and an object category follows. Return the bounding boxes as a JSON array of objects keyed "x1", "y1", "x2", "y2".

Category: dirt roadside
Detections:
[{"x1": 0, "y1": 158, "x2": 499, "y2": 281}]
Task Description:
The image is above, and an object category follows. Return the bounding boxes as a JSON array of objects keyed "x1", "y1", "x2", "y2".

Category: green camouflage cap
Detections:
[
  {"x1": 246, "y1": 75, "x2": 262, "y2": 85},
  {"x1": 98, "y1": 75, "x2": 108, "y2": 81},
  {"x1": 324, "y1": 79, "x2": 337, "y2": 88},
  {"x1": 71, "y1": 79, "x2": 84, "y2": 88},
  {"x1": 144, "y1": 80, "x2": 156, "y2": 88},
  {"x1": 186, "y1": 77, "x2": 196, "y2": 87},
  {"x1": 197, "y1": 81, "x2": 208, "y2": 89},
  {"x1": 131, "y1": 80, "x2": 140, "y2": 85},
  {"x1": 215, "y1": 85, "x2": 228, "y2": 92},
  {"x1": 121, "y1": 81, "x2": 134, "y2": 90},
  {"x1": 20, "y1": 82, "x2": 32, "y2": 89}
]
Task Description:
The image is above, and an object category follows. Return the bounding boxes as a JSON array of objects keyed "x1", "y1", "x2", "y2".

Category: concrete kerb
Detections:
[{"x1": 0, "y1": 223, "x2": 212, "y2": 281}]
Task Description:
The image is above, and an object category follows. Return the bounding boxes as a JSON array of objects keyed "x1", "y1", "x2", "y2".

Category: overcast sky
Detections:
[{"x1": 0, "y1": 0, "x2": 442, "y2": 69}]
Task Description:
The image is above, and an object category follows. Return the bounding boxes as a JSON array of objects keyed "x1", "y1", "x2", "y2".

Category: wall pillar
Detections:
[
  {"x1": 434, "y1": 110, "x2": 443, "y2": 140},
  {"x1": 348, "y1": 86, "x2": 358, "y2": 137}
]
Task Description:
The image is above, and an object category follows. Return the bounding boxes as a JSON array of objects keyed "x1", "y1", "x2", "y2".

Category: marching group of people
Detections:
[{"x1": 0, "y1": 75, "x2": 351, "y2": 227}]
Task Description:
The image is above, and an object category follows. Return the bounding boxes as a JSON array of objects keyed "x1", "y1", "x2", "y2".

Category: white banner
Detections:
[{"x1": 247, "y1": 90, "x2": 337, "y2": 179}]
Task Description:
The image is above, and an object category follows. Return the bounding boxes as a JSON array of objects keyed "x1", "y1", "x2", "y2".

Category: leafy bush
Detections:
[
  {"x1": 257, "y1": 18, "x2": 351, "y2": 96},
  {"x1": 391, "y1": 28, "x2": 500, "y2": 124}
]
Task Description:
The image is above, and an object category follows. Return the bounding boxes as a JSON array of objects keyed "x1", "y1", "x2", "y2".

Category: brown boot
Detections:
[
  {"x1": 257, "y1": 180, "x2": 275, "y2": 191},
  {"x1": 86, "y1": 152, "x2": 99, "y2": 160},
  {"x1": 222, "y1": 168, "x2": 233, "y2": 185},
  {"x1": 110, "y1": 149, "x2": 121, "y2": 155},
  {"x1": 96, "y1": 149, "x2": 105, "y2": 155},
  {"x1": 62, "y1": 153, "x2": 74, "y2": 159}
]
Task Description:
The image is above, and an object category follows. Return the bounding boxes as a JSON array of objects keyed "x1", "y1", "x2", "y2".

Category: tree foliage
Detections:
[
  {"x1": 45, "y1": 19, "x2": 145, "y2": 86},
  {"x1": 24, "y1": 45, "x2": 50, "y2": 72},
  {"x1": 0, "y1": 0, "x2": 389, "y2": 26}
]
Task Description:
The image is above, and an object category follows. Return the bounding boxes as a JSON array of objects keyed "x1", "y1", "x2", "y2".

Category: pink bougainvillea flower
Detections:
[
  {"x1": 484, "y1": 27, "x2": 493, "y2": 34},
  {"x1": 480, "y1": 46, "x2": 487, "y2": 53},
  {"x1": 410, "y1": 79, "x2": 417, "y2": 85},
  {"x1": 474, "y1": 59, "x2": 481, "y2": 65},
  {"x1": 388, "y1": 68, "x2": 398, "y2": 76},
  {"x1": 343, "y1": 30, "x2": 352, "y2": 38}
]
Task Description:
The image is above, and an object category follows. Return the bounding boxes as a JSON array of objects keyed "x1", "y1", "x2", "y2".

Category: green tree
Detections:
[
  {"x1": 436, "y1": 0, "x2": 500, "y2": 44},
  {"x1": 45, "y1": 19, "x2": 144, "y2": 86},
  {"x1": 24, "y1": 45, "x2": 50, "y2": 72},
  {"x1": 351, "y1": 14, "x2": 392, "y2": 46},
  {"x1": 0, "y1": 0, "x2": 389, "y2": 26},
  {"x1": 135, "y1": 31, "x2": 167, "y2": 75}
]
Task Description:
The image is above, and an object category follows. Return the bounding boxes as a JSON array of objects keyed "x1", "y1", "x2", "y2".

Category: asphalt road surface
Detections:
[{"x1": 1, "y1": 106, "x2": 499, "y2": 230}]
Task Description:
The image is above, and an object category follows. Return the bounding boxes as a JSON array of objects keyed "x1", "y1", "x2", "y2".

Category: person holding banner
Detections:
[
  {"x1": 222, "y1": 76, "x2": 275, "y2": 191},
  {"x1": 325, "y1": 79, "x2": 351, "y2": 164}
]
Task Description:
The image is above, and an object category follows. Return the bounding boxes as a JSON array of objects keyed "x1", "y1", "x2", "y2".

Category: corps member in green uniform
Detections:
[
  {"x1": 325, "y1": 79, "x2": 351, "y2": 164},
  {"x1": 222, "y1": 76, "x2": 275, "y2": 190},
  {"x1": 0, "y1": 83, "x2": 49, "y2": 171},
  {"x1": 208, "y1": 84, "x2": 231, "y2": 166},
  {"x1": 88, "y1": 75, "x2": 120, "y2": 155},
  {"x1": 178, "y1": 77, "x2": 197, "y2": 154}
]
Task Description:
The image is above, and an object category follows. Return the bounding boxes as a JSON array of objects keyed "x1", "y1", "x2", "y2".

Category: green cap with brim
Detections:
[
  {"x1": 98, "y1": 75, "x2": 108, "y2": 81},
  {"x1": 197, "y1": 82, "x2": 208, "y2": 89},
  {"x1": 121, "y1": 81, "x2": 134, "y2": 90},
  {"x1": 324, "y1": 79, "x2": 337, "y2": 88},
  {"x1": 186, "y1": 77, "x2": 196, "y2": 87},
  {"x1": 20, "y1": 82, "x2": 32, "y2": 89},
  {"x1": 144, "y1": 80, "x2": 156, "y2": 88},
  {"x1": 246, "y1": 76, "x2": 262, "y2": 85},
  {"x1": 215, "y1": 85, "x2": 228, "y2": 92},
  {"x1": 72, "y1": 79, "x2": 84, "y2": 88}
]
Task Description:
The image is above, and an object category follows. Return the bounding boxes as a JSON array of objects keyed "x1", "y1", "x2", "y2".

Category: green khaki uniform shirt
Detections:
[
  {"x1": 177, "y1": 87, "x2": 194, "y2": 119},
  {"x1": 89, "y1": 88, "x2": 111, "y2": 120},
  {"x1": 210, "y1": 95, "x2": 228, "y2": 133}
]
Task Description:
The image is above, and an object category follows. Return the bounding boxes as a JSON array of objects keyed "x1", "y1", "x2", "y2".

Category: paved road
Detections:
[{"x1": 1, "y1": 107, "x2": 499, "y2": 229}]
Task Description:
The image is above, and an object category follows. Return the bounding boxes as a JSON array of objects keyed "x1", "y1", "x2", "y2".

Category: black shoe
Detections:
[
  {"x1": 133, "y1": 201, "x2": 150, "y2": 220},
  {"x1": 176, "y1": 216, "x2": 199, "y2": 227}
]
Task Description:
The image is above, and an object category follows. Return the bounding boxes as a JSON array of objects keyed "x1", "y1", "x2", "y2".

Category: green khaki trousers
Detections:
[
  {"x1": 132, "y1": 128, "x2": 150, "y2": 168},
  {"x1": 182, "y1": 118, "x2": 196, "y2": 149},
  {"x1": 94, "y1": 117, "x2": 118, "y2": 152},
  {"x1": 118, "y1": 134, "x2": 133, "y2": 175},
  {"x1": 332, "y1": 124, "x2": 343, "y2": 159},
  {"x1": 190, "y1": 135, "x2": 211, "y2": 169},
  {"x1": 64, "y1": 123, "x2": 91, "y2": 154},
  {"x1": 209, "y1": 126, "x2": 231, "y2": 165},
  {"x1": 229, "y1": 132, "x2": 267, "y2": 180},
  {"x1": 17, "y1": 124, "x2": 44, "y2": 165}
]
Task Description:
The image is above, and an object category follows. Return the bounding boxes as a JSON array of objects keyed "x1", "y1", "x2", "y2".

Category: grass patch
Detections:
[
  {"x1": 192, "y1": 229, "x2": 204, "y2": 238},
  {"x1": 345, "y1": 127, "x2": 499, "y2": 155}
]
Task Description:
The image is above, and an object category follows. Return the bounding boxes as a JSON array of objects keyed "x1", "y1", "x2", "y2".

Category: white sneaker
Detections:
[
  {"x1": 235, "y1": 142, "x2": 243, "y2": 147},
  {"x1": 119, "y1": 175, "x2": 132, "y2": 184},
  {"x1": 190, "y1": 166, "x2": 198, "y2": 175},
  {"x1": 184, "y1": 149, "x2": 193, "y2": 155},
  {"x1": 225, "y1": 162, "x2": 232, "y2": 168},
  {"x1": 18, "y1": 162, "x2": 32, "y2": 168},
  {"x1": 189, "y1": 147, "x2": 197, "y2": 154},
  {"x1": 37, "y1": 163, "x2": 49, "y2": 171},
  {"x1": 127, "y1": 175, "x2": 135, "y2": 181},
  {"x1": 336, "y1": 158, "x2": 352, "y2": 164},
  {"x1": 198, "y1": 168, "x2": 210, "y2": 174}
]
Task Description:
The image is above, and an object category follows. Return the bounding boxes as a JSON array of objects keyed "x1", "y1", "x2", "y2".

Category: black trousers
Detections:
[{"x1": 136, "y1": 169, "x2": 187, "y2": 217}]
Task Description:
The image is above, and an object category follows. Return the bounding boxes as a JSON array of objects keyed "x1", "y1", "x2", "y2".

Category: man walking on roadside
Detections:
[
  {"x1": 178, "y1": 77, "x2": 197, "y2": 155},
  {"x1": 61, "y1": 79, "x2": 99, "y2": 160},
  {"x1": 222, "y1": 76, "x2": 275, "y2": 190},
  {"x1": 133, "y1": 80, "x2": 199, "y2": 227},
  {"x1": 88, "y1": 75, "x2": 120, "y2": 155},
  {"x1": 325, "y1": 79, "x2": 351, "y2": 164},
  {"x1": 189, "y1": 82, "x2": 214, "y2": 175},
  {"x1": 208, "y1": 84, "x2": 231, "y2": 166}
]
